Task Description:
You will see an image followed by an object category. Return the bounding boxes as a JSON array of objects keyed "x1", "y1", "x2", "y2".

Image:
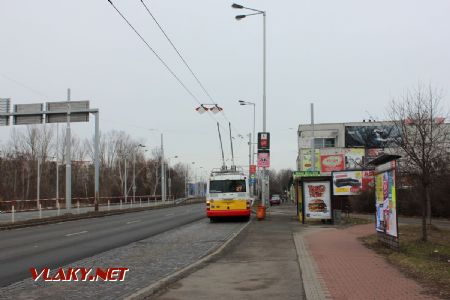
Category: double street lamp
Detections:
[{"x1": 232, "y1": 3, "x2": 267, "y2": 132}]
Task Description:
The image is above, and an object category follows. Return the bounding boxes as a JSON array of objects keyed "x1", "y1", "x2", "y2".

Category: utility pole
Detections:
[
  {"x1": 65, "y1": 88, "x2": 72, "y2": 212},
  {"x1": 184, "y1": 165, "x2": 188, "y2": 198},
  {"x1": 161, "y1": 133, "x2": 166, "y2": 203},
  {"x1": 248, "y1": 133, "x2": 252, "y2": 167},
  {"x1": 168, "y1": 166, "x2": 171, "y2": 200},
  {"x1": 133, "y1": 150, "x2": 136, "y2": 203},
  {"x1": 56, "y1": 123, "x2": 59, "y2": 202},
  {"x1": 124, "y1": 156, "x2": 128, "y2": 203},
  {"x1": 94, "y1": 112, "x2": 100, "y2": 211},
  {"x1": 37, "y1": 156, "x2": 41, "y2": 206},
  {"x1": 311, "y1": 103, "x2": 316, "y2": 171}
]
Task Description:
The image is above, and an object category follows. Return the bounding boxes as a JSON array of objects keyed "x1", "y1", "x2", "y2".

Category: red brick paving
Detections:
[{"x1": 304, "y1": 224, "x2": 439, "y2": 300}]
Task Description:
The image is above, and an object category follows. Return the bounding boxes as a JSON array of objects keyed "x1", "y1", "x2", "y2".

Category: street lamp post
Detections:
[
  {"x1": 233, "y1": 4, "x2": 266, "y2": 132},
  {"x1": 167, "y1": 155, "x2": 178, "y2": 200},
  {"x1": 233, "y1": 3, "x2": 268, "y2": 206},
  {"x1": 37, "y1": 156, "x2": 41, "y2": 207},
  {"x1": 133, "y1": 144, "x2": 146, "y2": 203}
]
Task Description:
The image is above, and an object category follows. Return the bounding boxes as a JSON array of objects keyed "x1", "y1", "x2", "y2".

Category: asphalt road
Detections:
[{"x1": 0, "y1": 203, "x2": 204, "y2": 287}]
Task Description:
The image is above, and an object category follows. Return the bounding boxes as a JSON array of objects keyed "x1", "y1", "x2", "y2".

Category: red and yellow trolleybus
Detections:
[{"x1": 206, "y1": 167, "x2": 251, "y2": 222}]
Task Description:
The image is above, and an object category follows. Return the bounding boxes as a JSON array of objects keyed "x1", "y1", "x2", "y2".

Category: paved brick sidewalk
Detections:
[{"x1": 304, "y1": 224, "x2": 439, "y2": 300}]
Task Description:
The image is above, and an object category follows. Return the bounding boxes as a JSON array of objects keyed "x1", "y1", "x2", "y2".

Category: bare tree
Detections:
[{"x1": 389, "y1": 85, "x2": 449, "y2": 241}]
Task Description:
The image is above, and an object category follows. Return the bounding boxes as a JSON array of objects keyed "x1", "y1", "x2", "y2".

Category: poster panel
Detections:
[
  {"x1": 344, "y1": 148, "x2": 365, "y2": 169},
  {"x1": 300, "y1": 149, "x2": 320, "y2": 171},
  {"x1": 345, "y1": 126, "x2": 400, "y2": 148},
  {"x1": 375, "y1": 170, "x2": 397, "y2": 237},
  {"x1": 333, "y1": 171, "x2": 362, "y2": 195},
  {"x1": 303, "y1": 181, "x2": 331, "y2": 219},
  {"x1": 320, "y1": 154, "x2": 344, "y2": 173},
  {"x1": 362, "y1": 170, "x2": 375, "y2": 191}
]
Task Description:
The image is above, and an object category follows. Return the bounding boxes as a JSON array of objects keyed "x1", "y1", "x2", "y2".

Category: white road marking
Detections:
[
  {"x1": 65, "y1": 230, "x2": 88, "y2": 237},
  {"x1": 126, "y1": 220, "x2": 141, "y2": 225},
  {"x1": 165, "y1": 213, "x2": 175, "y2": 217}
]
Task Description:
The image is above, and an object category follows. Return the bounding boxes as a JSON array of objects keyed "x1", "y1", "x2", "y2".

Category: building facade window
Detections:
[{"x1": 314, "y1": 138, "x2": 335, "y2": 148}]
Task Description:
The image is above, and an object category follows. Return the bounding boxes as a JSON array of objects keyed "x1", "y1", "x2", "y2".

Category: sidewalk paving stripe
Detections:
[{"x1": 294, "y1": 229, "x2": 331, "y2": 300}]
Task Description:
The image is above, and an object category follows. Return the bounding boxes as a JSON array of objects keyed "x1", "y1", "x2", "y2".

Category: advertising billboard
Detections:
[
  {"x1": 320, "y1": 154, "x2": 344, "y2": 172},
  {"x1": 303, "y1": 181, "x2": 331, "y2": 219},
  {"x1": 362, "y1": 170, "x2": 375, "y2": 191},
  {"x1": 375, "y1": 162, "x2": 397, "y2": 237},
  {"x1": 333, "y1": 171, "x2": 362, "y2": 195},
  {"x1": 300, "y1": 149, "x2": 320, "y2": 171},
  {"x1": 344, "y1": 148, "x2": 365, "y2": 169},
  {"x1": 345, "y1": 125, "x2": 400, "y2": 148},
  {"x1": 300, "y1": 148, "x2": 365, "y2": 175},
  {"x1": 333, "y1": 170, "x2": 374, "y2": 195}
]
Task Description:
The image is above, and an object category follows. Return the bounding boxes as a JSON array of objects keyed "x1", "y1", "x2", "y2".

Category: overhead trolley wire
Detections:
[
  {"x1": 106, "y1": 0, "x2": 247, "y2": 160},
  {"x1": 106, "y1": 0, "x2": 230, "y2": 131},
  {"x1": 139, "y1": 0, "x2": 245, "y2": 139},
  {"x1": 106, "y1": 0, "x2": 201, "y2": 105},
  {"x1": 140, "y1": 0, "x2": 214, "y2": 106}
]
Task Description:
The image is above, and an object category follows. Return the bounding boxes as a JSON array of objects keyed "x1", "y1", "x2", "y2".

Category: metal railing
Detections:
[{"x1": 0, "y1": 195, "x2": 177, "y2": 213}]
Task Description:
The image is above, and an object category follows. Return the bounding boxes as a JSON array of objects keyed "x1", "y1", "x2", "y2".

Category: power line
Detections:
[
  {"x1": 139, "y1": 0, "x2": 245, "y2": 138},
  {"x1": 106, "y1": 0, "x2": 236, "y2": 135},
  {"x1": 140, "y1": 0, "x2": 215, "y2": 107},
  {"x1": 106, "y1": 0, "x2": 248, "y2": 162},
  {"x1": 106, "y1": 0, "x2": 201, "y2": 105},
  {"x1": 0, "y1": 74, "x2": 49, "y2": 98}
]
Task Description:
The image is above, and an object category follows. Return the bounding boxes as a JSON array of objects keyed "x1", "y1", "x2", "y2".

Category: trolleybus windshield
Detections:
[{"x1": 209, "y1": 180, "x2": 246, "y2": 193}]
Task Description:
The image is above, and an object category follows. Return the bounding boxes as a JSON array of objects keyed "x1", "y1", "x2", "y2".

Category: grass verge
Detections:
[{"x1": 361, "y1": 224, "x2": 450, "y2": 299}]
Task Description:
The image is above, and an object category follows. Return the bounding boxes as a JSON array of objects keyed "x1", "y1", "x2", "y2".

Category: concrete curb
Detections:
[
  {"x1": 125, "y1": 219, "x2": 252, "y2": 300},
  {"x1": 294, "y1": 229, "x2": 332, "y2": 300}
]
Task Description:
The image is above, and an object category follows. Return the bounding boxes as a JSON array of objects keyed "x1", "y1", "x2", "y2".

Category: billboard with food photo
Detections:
[
  {"x1": 375, "y1": 162, "x2": 397, "y2": 237},
  {"x1": 303, "y1": 181, "x2": 331, "y2": 219},
  {"x1": 320, "y1": 154, "x2": 344, "y2": 173}
]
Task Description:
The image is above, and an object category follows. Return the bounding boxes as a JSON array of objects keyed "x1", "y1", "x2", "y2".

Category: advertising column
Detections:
[{"x1": 370, "y1": 156, "x2": 400, "y2": 249}]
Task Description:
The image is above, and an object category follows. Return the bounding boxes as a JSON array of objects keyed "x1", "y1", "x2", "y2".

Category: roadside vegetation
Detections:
[
  {"x1": 362, "y1": 224, "x2": 450, "y2": 299},
  {"x1": 0, "y1": 127, "x2": 188, "y2": 211}
]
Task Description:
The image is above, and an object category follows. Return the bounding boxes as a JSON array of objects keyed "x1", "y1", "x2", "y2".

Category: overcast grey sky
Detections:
[{"x1": 1, "y1": 0, "x2": 449, "y2": 172}]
